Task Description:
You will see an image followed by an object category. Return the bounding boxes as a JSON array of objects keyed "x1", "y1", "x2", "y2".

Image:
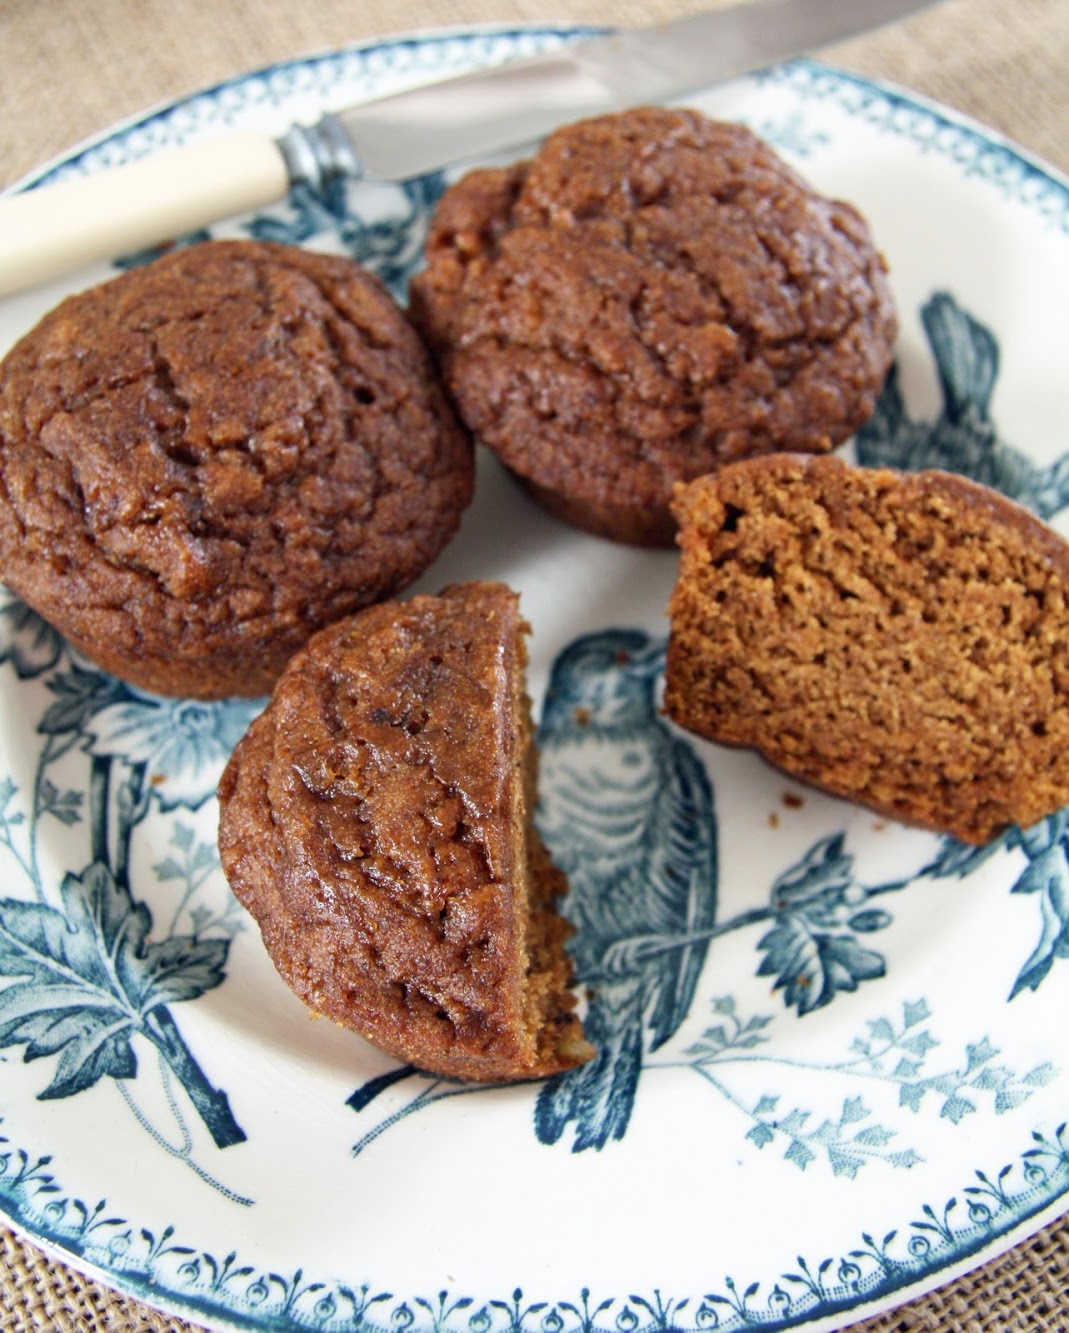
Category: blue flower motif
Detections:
[
  {"x1": 0, "y1": 590, "x2": 65, "y2": 679},
  {"x1": 85, "y1": 690, "x2": 262, "y2": 811}
]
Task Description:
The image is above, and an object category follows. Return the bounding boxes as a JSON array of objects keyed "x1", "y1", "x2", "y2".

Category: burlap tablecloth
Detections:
[{"x1": 0, "y1": 1, "x2": 1067, "y2": 1329}]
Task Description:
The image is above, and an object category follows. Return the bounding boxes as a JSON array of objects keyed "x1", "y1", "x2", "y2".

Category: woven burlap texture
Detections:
[{"x1": 0, "y1": 1, "x2": 1067, "y2": 1331}]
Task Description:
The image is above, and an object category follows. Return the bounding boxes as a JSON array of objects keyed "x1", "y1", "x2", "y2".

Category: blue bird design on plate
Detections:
[
  {"x1": 856, "y1": 291, "x2": 1069, "y2": 520},
  {"x1": 532, "y1": 629, "x2": 718, "y2": 1152}
]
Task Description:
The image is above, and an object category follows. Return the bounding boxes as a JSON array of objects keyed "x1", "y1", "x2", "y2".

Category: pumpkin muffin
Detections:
[
  {"x1": 665, "y1": 453, "x2": 1069, "y2": 844},
  {"x1": 217, "y1": 581, "x2": 592, "y2": 1082},
  {"x1": 0, "y1": 239, "x2": 473, "y2": 697},
  {"x1": 410, "y1": 107, "x2": 896, "y2": 546}
]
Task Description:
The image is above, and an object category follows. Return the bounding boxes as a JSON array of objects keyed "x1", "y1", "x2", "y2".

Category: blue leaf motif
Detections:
[
  {"x1": 770, "y1": 834, "x2": 853, "y2": 911},
  {"x1": 138, "y1": 935, "x2": 230, "y2": 1009},
  {"x1": 854, "y1": 1127, "x2": 895, "y2": 1147},
  {"x1": 786, "y1": 1139, "x2": 817, "y2": 1170},
  {"x1": 0, "y1": 779, "x2": 24, "y2": 839},
  {"x1": 964, "y1": 1039, "x2": 998, "y2": 1073},
  {"x1": 1008, "y1": 843, "x2": 1069, "y2": 998},
  {"x1": 0, "y1": 595, "x2": 65, "y2": 680},
  {"x1": 747, "y1": 1123, "x2": 775, "y2": 1149},
  {"x1": 0, "y1": 862, "x2": 244, "y2": 1144},
  {"x1": 899, "y1": 1031, "x2": 939, "y2": 1058},
  {"x1": 941, "y1": 1096, "x2": 977, "y2": 1125},
  {"x1": 38, "y1": 780, "x2": 83, "y2": 828},
  {"x1": 1012, "y1": 844, "x2": 1068, "y2": 896},
  {"x1": 888, "y1": 1149, "x2": 924, "y2": 1170},
  {"x1": 1012, "y1": 812, "x2": 1069, "y2": 861},
  {"x1": 1023, "y1": 1063, "x2": 1057, "y2": 1087},
  {"x1": 868, "y1": 1017, "x2": 896, "y2": 1043},
  {"x1": 0, "y1": 869, "x2": 149, "y2": 1097},
  {"x1": 826, "y1": 1148, "x2": 863, "y2": 1179},
  {"x1": 921, "y1": 834, "x2": 1004, "y2": 881},
  {"x1": 0, "y1": 995, "x2": 137, "y2": 1096},
  {"x1": 39, "y1": 665, "x2": 127, "y2": 737},
  {"x1": 757, "y1": 915, "x2": 886, "y2": 1015}
]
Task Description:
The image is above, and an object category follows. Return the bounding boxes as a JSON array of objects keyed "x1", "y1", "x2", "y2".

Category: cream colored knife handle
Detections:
[{"x1": 0, "y1": 132, "x2": 290, "y2": 300}]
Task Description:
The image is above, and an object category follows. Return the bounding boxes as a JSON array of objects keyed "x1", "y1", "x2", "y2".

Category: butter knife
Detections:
[{"x1": 0, "y1": 0, "x2": 937, "y2": 299}]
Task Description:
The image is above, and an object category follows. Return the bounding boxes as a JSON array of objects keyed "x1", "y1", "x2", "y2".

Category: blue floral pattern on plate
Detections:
[{"x1": 2, "y1": 26, "x2": 1069, "y2": 1333}]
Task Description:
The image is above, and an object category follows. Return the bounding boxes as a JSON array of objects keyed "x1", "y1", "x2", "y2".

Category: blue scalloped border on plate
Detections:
[
  {"x1": 15, "y1": 29, "x2": 1068, "y2": 238},
  {"x1": 18, "y1": 27, "x2": 603, "y2": 189},
  {"x1": 757, "y1": 62, "x2": 1069, "y2": 230},
  {"x1": 0, "y1": 1115, "x2": 1067, "y2": 1332}
]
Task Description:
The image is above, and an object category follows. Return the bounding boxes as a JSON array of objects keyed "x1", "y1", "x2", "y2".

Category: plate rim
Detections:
[
  {"x1": 1, "y1": 21, "x2": 1068, "y2": 1333},
  {"x1": 8, "y1": 19, "x2": 1069, "y2": 201},
  {"x1": 3, "y1": 22, "x2": 607, "y2": 195}
]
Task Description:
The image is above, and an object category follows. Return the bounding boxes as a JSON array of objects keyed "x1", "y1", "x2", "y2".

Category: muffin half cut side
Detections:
[{"x1": 665, "y1": 454, "x2": 1069, "y2": 845}]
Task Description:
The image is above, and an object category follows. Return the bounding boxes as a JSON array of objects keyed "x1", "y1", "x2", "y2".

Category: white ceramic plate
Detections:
[{"x1": 1, "y1": 27, "x2": 1068, "y2": 1333}]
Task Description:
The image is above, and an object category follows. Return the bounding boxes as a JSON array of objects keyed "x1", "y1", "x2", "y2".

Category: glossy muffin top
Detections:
[{"x1": 217, "y1": 581, "x2": 591, "y2": 1081}]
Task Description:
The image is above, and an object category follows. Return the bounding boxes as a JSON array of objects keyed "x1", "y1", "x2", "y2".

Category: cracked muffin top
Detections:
[
  {"x1": 410, "y1": 107, "x2": 897, "y2": 546},
  {"x1": 0, "y1": 239, "x2": 474, "y2": 697},
  {"x1": 217, "y1": 581, "x2": 591, "y2": 1082}
]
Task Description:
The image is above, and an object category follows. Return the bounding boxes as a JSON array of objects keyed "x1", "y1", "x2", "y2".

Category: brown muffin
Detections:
[
  {"x1": 217, "y1": 581, "x2": 592, "y2": 1082},
  {"x1": 410, "y1": 107, "x2": 896, "y2": 546},
  {"x1": 0, "y1": 239, "x2": 473, "y2": 697},
  {"x1": 664, "y1": 454, "x2": 1069, "y2": 844}
]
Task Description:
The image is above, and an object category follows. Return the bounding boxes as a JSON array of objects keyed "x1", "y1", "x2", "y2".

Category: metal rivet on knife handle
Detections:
[{"x1": 276, "y1": 114, "x2": 365, "y2": 195}]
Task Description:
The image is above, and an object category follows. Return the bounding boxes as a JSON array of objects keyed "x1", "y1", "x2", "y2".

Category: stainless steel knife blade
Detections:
[
  {"x1": 321, "y1": 0, "x2": 937, "y2": 183},
  {"x1": 0, "y1": 0, "x2": 939, "y2": 298}
]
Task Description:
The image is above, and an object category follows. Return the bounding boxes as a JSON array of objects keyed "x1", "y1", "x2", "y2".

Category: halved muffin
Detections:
[{"x1": 217, "y1": 581, "x2": 591, "y2": 1081}]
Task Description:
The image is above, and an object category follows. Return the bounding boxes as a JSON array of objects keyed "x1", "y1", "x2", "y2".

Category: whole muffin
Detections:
[
  {"x1": 0, "y1": 239, "x2": 473, "y2": 697},
  {"x1": 665, "y1": 453, "x2": 1069, "y2": 844},
  {"x1": 217, "y1": 582, "x2": 592, "y2": 1082},
  {"x1": 410, "y1": 107, "x2": 897, "y2": 546}
]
